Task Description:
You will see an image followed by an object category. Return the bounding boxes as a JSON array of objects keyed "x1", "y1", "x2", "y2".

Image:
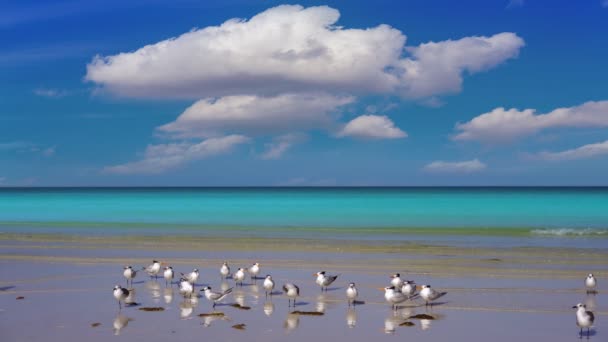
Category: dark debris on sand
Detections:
[
  {"x1": 230, "y1": 303, "x2": 251, "y2": 310},
  {"x1": 16, "y1": 296, "x2": 25, "y2": 300},
  {"x1": 399, "y1": 321, "x2": 415, "y2": 326},
  {"x1": 232, "y1": 324, "x2": 246, "y2": 330},
  {"x1": 408, "y1": 314, "x2": 435, "y2": 320},
  {"x1": 91, "y1": 323, "x2": 101, "y2": 327},
  {"x1": 139, "y1": 307, "x2": 165, "y2": 312},
  {"x1": 198, "y1": 312, "x2": 226, "y2": 317},
  {"x1": 291, "y1": 311, "x2": 324, "y2": 316}
]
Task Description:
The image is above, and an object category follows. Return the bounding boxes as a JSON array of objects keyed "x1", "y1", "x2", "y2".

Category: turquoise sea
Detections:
[{"x1": 1, "y1": 187, "x2": 607, "y2": 248}]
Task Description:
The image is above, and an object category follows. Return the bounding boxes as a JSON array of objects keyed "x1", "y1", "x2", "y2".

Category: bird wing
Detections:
[
  {"x1": 121, "y1": 288, "x2": 130, "y2": 296},
  {"x1": 587, "y1": 311, "x2": 595, "y2": 322}
]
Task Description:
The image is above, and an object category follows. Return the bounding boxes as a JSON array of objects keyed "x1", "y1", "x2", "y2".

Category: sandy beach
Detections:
[{"x1": 0, "y1": 232, "x2": 605, "y2": 341}]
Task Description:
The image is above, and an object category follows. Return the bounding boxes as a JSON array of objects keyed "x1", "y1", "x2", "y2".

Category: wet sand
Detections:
[{"x1": 0, "y1": 233, "x2": 606, "y2": 341}]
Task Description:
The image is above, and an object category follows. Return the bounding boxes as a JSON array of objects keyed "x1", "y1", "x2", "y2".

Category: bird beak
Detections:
[
  {"x1": 378, "y1": 287, "x2": 385, "y2": 291},
  {"x1": 415, "y1": 285, "x2": 422, "y2": 291},
  {"x1": 313, "y1": 273, "x2": 318, "y2": 276}
]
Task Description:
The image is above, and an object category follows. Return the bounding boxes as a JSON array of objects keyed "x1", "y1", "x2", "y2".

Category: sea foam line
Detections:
[{"x1": 530, "y1": 228, "x2": 608, "y2": 236}]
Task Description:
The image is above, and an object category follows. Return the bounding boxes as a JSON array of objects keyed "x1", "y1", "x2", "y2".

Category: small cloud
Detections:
[
  {"x1": 537, "y1": 140, "x2": 608, "y2": 161},
  {"x1": 603, "y1": 0, "x2": 608, "y2": 8},
  {"x1": 453, "y1": 101, "x2": 608, "y2": 144},
  {"x1": 424, "y1": 159, "x2": 487, "y2": 173},
  {"x1": 260, "y1": 133, "x2": 307, "y2": 160},
  {"x1": 33, "y1": 88, "x2": 69, "y2": 98},
  {"x1": 338, "y1": 115, "x2": 407, "y2": 139},
  {"x1": 506, "y1": 0, "x2": 524, "y2": 9},
  {"x1": 0, "y1": 141, "x2": 55, "y2": 156},
  {"x1": 103, "y1": 135, "x2": 250, "y2": 175},
  {"x1": 42, "y1": 146, "x2": 56, "y2": 157}
]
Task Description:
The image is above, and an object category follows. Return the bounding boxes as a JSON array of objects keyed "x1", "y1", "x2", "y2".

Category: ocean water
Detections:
[{"x1": 1, "y1": 187, "x2": 607, "y2": 247}]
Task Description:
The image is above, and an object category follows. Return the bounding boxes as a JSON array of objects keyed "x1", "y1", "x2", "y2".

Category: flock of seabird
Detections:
[{"x1": 113, "y1": 261, "x2": 599, "y2": 337}]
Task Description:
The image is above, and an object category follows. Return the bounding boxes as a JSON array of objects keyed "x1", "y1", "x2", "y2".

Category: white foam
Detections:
[{"x1": 530, "y1": 228, "x2": 608, "y2": 236}]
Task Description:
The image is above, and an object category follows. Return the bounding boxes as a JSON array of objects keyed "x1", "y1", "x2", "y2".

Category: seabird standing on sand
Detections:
[
  {"x1": 234, "y1": 268, "x2": 246, "y2": 286},
  {"x1": 181, "y1": 269, "x2": 199, "y2": 285},
  {"x1": 586, "y1": 274, "x2": 597, "y2": 294},
  {"x1": 401, "y1": 280, "x2": 417, "y2": 299},
  {"x1": 249, "y1": 262, "x2": 260, "y2": 282},
  {"x1": 163, "y1": 266, "x2": 174, "y2": 286},
  {"x1": 283, "y1": 283, "x2": 300, "y2": 307},
  {"x1": 179, "y1": 278, "x2": 194, "y2": 298},
  {"x1": 200, "y1": 286, "x2": 233, "y2": 308},
  {"x1": 123, "y1": 266, "x2": 137, "y2": 287},
  {"x1": 390, "y1": 273, "x2": 404, "y2": 288},
  {"x1": 573, "y1": 303, "x2": 595, "y2": 338},
  {"x1": 382, "y1": 286, "x2": 407, "y2": 310},
  {"x1": 419, "y1": 284, "x2": 447, "y2": 306},
  {"x1": 113, "y1": 285, "x2": 130, "y2": 310},
  {"x1": 346, "y1": 282, "x2": 358, "y2": 306},
  {"x1": 263, "y1": 275, "x2": 275, "y2": 297},
  {"x1": 220, "y1": 261, "x2": 231, "y2": 279},
  {"x1": 315, "y1": 271, "x2": 340, "y2": 291},
  {"x1": 144, "y1": 260, "x2": 161, "y2": 279}
]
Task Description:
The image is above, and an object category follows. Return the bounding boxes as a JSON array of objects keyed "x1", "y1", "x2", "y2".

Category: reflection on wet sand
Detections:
[
  {"x1": 263, "y1": 300, "x2": 274, "y2": 316},
  {"x1": 113, "y1": 315, "x2": 133, "y2": 335},
  {"x1": 584, "y1": 294, "x2": 597, "y2": 311},
  {"x1": 316, "y1": 293, "x2": 338, "y2": 313},
  {"x1": 233, "y1": 288, "x2": 246, "y2": 307},
  {"x1": 145, "y1": 280, "x2": 162, "y2": 303},
  {"x1": 220, "y1": 281, "x2": 231, "y2": 293},
  {"x1": 346, "y1": 307, "x2": 357, "y2": 328},
  {"x1": 420, "y1": 319, "x2": 432, "y2": 330},
  {"x1": 384, "y1": 311, "x2": 401, "y2": 334},
  {"x1": 201, "y1": 313, "x2": 230, "y2": 327},
  {"x1": 284, "y1": 312, "x2": 300, "y2": 333},
  {"x1": 164, "y1": 287, "x2": 173, "y2": 304},
  {"x1": 179, "y1": 298, "x2": 198, "y2": 319},
  {"x1": 125, "y1": 288, "x2": 137, "y2": 305}
]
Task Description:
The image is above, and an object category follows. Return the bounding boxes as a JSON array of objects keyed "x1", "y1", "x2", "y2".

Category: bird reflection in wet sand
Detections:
[
  {"x1": 420, "y1": 319, "x2": 432, "y2": 330},
  {"x1": 316, "y1": 294, "x2": 329, "y2": 313},
  {"x1": 179, "y1": 299, "x2": 195, "y2": 319},
  {"x1": 145, "y1": 280, "x2": 162, "y2": 302},
  {"x1": 384, "y1": 312, "x2": 400, "y2": 334},
  {"x1": 125, "y1": 288, "x2": 137, "y2": 305},
  {"x1": 346, "y1": 307, "x2": 357, "y2": 328},
  {"x1": 284, "y1": 313, "x2": 300, "y2": 333},
  {"x1": 233, "y1": 288, "x2": 246, "y2": 307},
  {"x1": 202, "y1": 314, "x2": 229, "y2": 327},
  {"x1": 263, "y1": 300, "x2": 274, "y2": 316},
  {"x1": 220, "y1": 280, "x2": 231, "y2": 293},
  {"x1": 163, "y1": 287, "x2": 173, "y2": 304},
  {"x1": 113, "y1": 315, "x2": 133, "y2": 335}
]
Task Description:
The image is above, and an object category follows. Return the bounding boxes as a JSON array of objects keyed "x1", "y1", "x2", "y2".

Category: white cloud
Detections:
[
  {"x1": 454, "y1": 101, "x2": 608, "y2": 143},
  {"x1": 158, "y1": 93, "x2": 354, "y2": 138},
  {"x1": 33, "y1": 88, "x2": 68, "y2": 98},
  {"x1": 507, "y1": 0, "x2": 524, "y2": 9},
  {"x1": 538, "y1": 140, "x2": 608, "y2": 161},
  {"x1": 261, "y1": 133, "x2": 307, "y2": 160},
  {"x1": 103, "y1": 135, "x2": 250, "y2": 174},
  {"x1": 603, "y1": 0, "x2": 608, "y2": 8},
  {"x1": 424, "y1": 159, "x2": 487, "y2": 173},
  {"x1": 86, "y1": 5, "x2": 523, "y2": 100},
  {"x1": 396, "y1": 32, "x2": 524, "y2": 98},
  {"x1": 0, "y1": 141, "x2": 55, "y2": 157},
  {"x1": 338, "y1": 115, "x2": 407, "y2": 139}
]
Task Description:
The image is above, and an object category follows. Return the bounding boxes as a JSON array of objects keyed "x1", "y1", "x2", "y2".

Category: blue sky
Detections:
[{"x1": 1, "y1": 0, "x2": 607, "y2": 186}]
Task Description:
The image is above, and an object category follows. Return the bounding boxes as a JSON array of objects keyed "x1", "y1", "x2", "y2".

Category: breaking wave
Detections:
[{"x1": 530, "y1": 228, "x2": 608, "y2": 236}]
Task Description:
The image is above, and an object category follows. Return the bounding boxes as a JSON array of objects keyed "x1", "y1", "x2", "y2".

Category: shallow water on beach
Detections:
[{"x1": 0, "y1": 257, "x2": 606, "y2": 342}]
